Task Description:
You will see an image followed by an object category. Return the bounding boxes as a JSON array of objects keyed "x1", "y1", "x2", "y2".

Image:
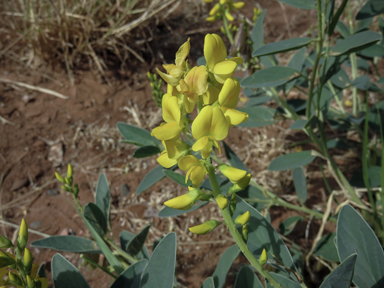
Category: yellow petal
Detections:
[
  {"x1": 228, "y1": 57, "x2": 244, "y2": 65},
  {"x1": 192, "y1": 136, "x2": 209, "y2": 152},
  {"x1": 221, "y1": 107, "x2": 248, "y2": 126},
  {"x1": 189, "y1": 165, "x2": 206, "y2": 187},
  {"x1": 216, "y1": 195, "x2": 228, "y2": 210},
  {"x1": 218, "y1": 164, "x2": 247, "y2": 183},
  {"x1": 178, "y1": 155, "x2": 201, "y2": 171},
  {"x1": 189, "y1": 220, "x2": 221, "y2": 235},
  {"x1": 204, "y1": 34, "x2": 227, "y2": 70},
  {"x1": 192, "y1": 106, "x2": 228, "y2": 140},
  {"x1": 218, "y1": 78, "x2": 240, "y2": 108},
  {"x1": 175, "y1": 38, "x2": 190, "y2": 68},
  {"x1": 213, "y1": 60, "x2": 237, "y2": 84},
  {"x1": 209, "y1": 3, "x2": 220, "y2": 16},
  {"x1": 162, "y1": 94, "x2": 181, "y2": 124},
  {"x1": 151, "y1": 122, "x2": 181, "y2": 141},
  {"x1": 210, "y1": 106, "x2": 229, "y2": 140},
  {"x1": 235, "y1": 211, "x2": 250, "y2": 225},
  {"x1": 184, "y1": 66, "x2": 208, "y2": 95},
  {"x1": 156, "y1": 68, "x2": 179, "y2": 86},
  {"x1": 225, "y1": 10, "x2": 234, "y2": 21},
  {"x1": 157, "y1": 151, "x2": 177, "y2": 168},
  {"x1": 203, "y1": 86, "x2": 220, "y2": 105},
  {"x1": 164, "y1": 189, "x2": 200, "y2": 210}
]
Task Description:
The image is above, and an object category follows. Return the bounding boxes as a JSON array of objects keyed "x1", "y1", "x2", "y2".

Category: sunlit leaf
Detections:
[
  {"x1": 269, "y1": 151, "x2": 316, "y2": 171},
  {"x1": 253, "y1": 38, "x2": 311, "y2": 57},
  {"x1": 52, "y1": 254, "x2": 90, "y2": 288}
]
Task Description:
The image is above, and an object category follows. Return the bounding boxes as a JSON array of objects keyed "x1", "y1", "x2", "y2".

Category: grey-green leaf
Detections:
[
  {"x1": 110, "y1": 259, "x2": 148, "y2": 288},
  {"x1": 337, "y1": 205, "x2": 384, "y2": 288},
  {"x1": 84, "y1": 203, "x2": 107, "y2": 236},
  {"x1": 140, "y1": 232, "x2": 176, "y2": 288},
  {"x1": 95, "y1": 173, "x2": 111, "y2": 229},
  {"x1": 31, "y1": 236, "x2": 101, "y2": 253},
  {"x1": 313, "y1": 233, "x2": 339, "y2": 262},
  {"x1": 279, "y1": 216, "x2": 304, "y2": 236},
  {"x1": 235, "y1": 196, "x2": 298, "y2": 273},
  {"x1": 223, "y1": 141, "x2": 248, "y2": 171},
  {"x1": 133, "y1": 146, "x2": 161, "y2": 158},
  {"x1": 330, "y1": 31, "x2": 381, "y2": 56},
  {"x1": 277, "y1": 0, "x2": 316, "y2": 9},
  {"x1": 241, "y1": 66, "x2": 300, "y2": 88},
  {"x1": 251, "y1": 10, "x2": 267, "y2": 51},
  {"x1": 52, "y1": 254, "x2": 90, "y2": 288},
  {"x1": 117, "y1": 122, "x2": 160, "y2": 147},
  {"x1": 201, "y1": 277, "x2": 215, "y2": 288},
  {"x1": 253, "y1": 38, "x2": 312, "y2": 57},
  {"x1": 127, "y1": 223, "x2": 150, "y2": 257},
  {"x1": 234, "y1": 265, "x2": 263, "y2": 288},
  {"x1": 136, "y1": 165, "x2": 166, "y2": 195},
  {"x1": 238, "y1": 106, "x2": 277, "y2": 127},
  {"x1": 212, "y1": 245, "x2": 240, "y2": 288},
  {"x1": 269, "y1": 151, "x2": 316, "y2": 171},
  {"x1": 319, "y1": 253, "x2": 357, "y2": 288},
  {"x1": 119, "y1": 230, "x2": 150, "y2": 259},
  {"x1": 356, "y1": 0, "x2": 384, "y2": 20},
  {"x1": 265, "y1": 273, "x2": 301, "y2": 288},
  {"x1": 293, "y1": 167, "x2": 307, "y2": 203},
  {"x1": 164, "y1": 170, "x2": 191, "y2": 187}
]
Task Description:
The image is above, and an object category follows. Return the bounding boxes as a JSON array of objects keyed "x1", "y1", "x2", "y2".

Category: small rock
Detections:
[
  {"x1": 48, "y1": 142, "x2": 63, "y2": 167},
  {"x1": 30, "y1": 220, "x2": 42, "y2": 229},
  {"x1": 120, "y1": 184, "x2": 130, "y2": 197},
  {"x1": 46, "y1": 189, "x2": 60, "y2": 196}
]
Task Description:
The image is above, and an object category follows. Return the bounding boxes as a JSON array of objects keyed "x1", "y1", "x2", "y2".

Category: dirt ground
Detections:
[{"x1": 0, "y1": 1, "x2": 344, "y2": 287}]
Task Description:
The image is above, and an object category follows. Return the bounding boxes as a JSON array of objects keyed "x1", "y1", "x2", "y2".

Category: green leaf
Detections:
[
  {"x1": 119, "y1": 231, "x2": 150, "y2": 259},
  {"x1": 164, "y1": 170, "x2": 191, "y2": 187},
  {"x1": 140, "y1": 233, "x2": 176, "y2": 288},
  {"x1": 238, "y1": 106, "x2": 277, "y2": 127},
  {"x1": 110, "y1": 259, "x2": 148, "y2": 288},
  {"x1": 328, "y1": 0, "x2": 348, "y2": 36},
  {"x1": 279, "y1": 216, "x2": 304, "y2": 236},
  {"x1": 269, "y1": 151, "x2": 316, "y2": 171},
  {"x1": 290, "y1": 119, "x2": 307, "y2": 130},
  {"x1": 319, "y1": 254, "x2": 357, "y2": 288},
  {"x1": 285, "y1": 47, "x2": 307, "y2": 92},
  {"x1": 212, "y1": 245, "x2": 240, "y2": 288},
  {"x1": 265, "y1": 273, "x2": 301, "y2": 288},
  {"x1": 127, "y1": 224, "x2": 150, "y2": 257},
  {"x1": 293, "y1": 167, "x2": 307, "y2": 203},
  {"x1": 37, "y1": 263, "x2": 47, "y2": 279},
  {"x1": 251, "y1": 9, "x2": 267, "y2": 52},
  {"x1": 349, "y1": 166, "x2": 382, "y2": 188},
  {"x1": 253, "y1": 38, "x2": 312, "y2": 57},
  {"x1": 95, "y1": 173, "x2": 111, "y2": 230},
  {"x1": 117, "y1": 122, "x2": 160, "y2": 147},
  {"x1": 330, "y1": 31, "x2": 381, "y2": 56},
  {"x1": 234, "y1": 265, "x2": 263, "y2": 288},
  {"x1": 136, "y1": 165, "x2": 166, "y2": 195},
  {"x1": 52, "y1": 254, "x2": 90, "y2": 288},
  {"x1": 133, "y1": 146, "x2": 161, "y2": 158},
  {"x1": 337, "y1": 205, "x2": 384, "y2": 288},
  {"x1": 223, "y1": 141, "x2": 248, "y2": 171},
  {"x1": 84, "y1": 203, "x2": 107, "y2": 236},
  {"x1": 31, "y1": 236, "x2": 101, "y2": 253},
  {"x1": 313, "y1": 233, "x2": 339, "y2": 262},
  {"x1": 235, "y1": 196, "x2": 298, "y2": 273},
  {"x1": 238, "y1": 185, "x2": 269, "y2": 211},
  {"x1": 356, "y1": 0, "x2": 384, "y2": 20},
  {"x1": 201, "y1": 277, "x2": 215, "y2": 288},
  {"x1": 336, "y1": 21, "x2": 351, "y2": 38},
  {"x1": 277, "y1": 0, "x2": 315, "y2": 9},
  {"x1": 158, "y1": 202, "x2": 208, "y2": 218},
  {"x1": 359, "y1": 44, "x2": 384, "y2": 58},
  {"x1": 241, "y1": 66, "x2": 300, "y2": 88}
]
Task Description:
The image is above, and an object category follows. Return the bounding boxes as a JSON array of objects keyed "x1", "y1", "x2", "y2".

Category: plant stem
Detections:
[
  {"x1": 105, "y1": 238, "x2": 138, "y2": 264},
  {"x1": 81, "y1": 254, "x2": 117, "y2": 278},
  {"x1": 206, "y1": 160, "x2": 284, "y2": 288}
]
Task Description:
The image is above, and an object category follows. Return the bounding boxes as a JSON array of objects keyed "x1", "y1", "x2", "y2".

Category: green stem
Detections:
[
  {"x1": 206, "y1": 160, "x2": 285, "y2": 288},
  {"x1": 105, "y1": 238, "x2": 138, "y2": 264},
  {"x1": 221, "y1": 6, "x2": 234, "y2": 45},
  {"x1": 81, "y1": 254, "x2": 117, "y2": 279}
]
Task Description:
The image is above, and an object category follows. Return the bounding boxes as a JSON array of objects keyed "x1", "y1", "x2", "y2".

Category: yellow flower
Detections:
[
  {"x1": 178, "y1": 155, "x2": 207, "y2": 187},
  {"x1": 156, "y1": 38, "x2": 190, "y2": 86},
  {"x1": 191, "y1": 106, "x2": 228, "y2": 159},
  {"x1": 164, "y1": 188, "x2": 201, "y2": 210},
  {"x1": 209, "y1": 3, "x2": 220, "y2": 16},
  {"x1": 189, "y1": 220, "x2": 221, "y2": 235},
  {"x1": 216, "y1": 195, "x2": 228, "y2": 209},
  {"x1": 225, "y1": 10, "x2": 234, "y2": 21},
  {"x1": 219, "y1": 164, "x2": 251, "y2": 193},
  {"x1": 235, "y1": 211, "x2": 250, "y2": 225},
  {"x1": 157, "y1": 139, "x2": 190, "y2": 168},
  {"x1": 218, "y1": 78, "x2": 240, "y2": 108},
  {"x1": 203, "y1": 86, "x2": 220, "y2": 105},
  {"x1": 177, "y1": 66, "x2": 208, "y2": 113},
  {"x1": 221, "y1": 107, "x2": 249, "y2": 126}
]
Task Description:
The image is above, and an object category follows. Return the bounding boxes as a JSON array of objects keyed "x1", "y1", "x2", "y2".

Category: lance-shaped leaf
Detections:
[
  {"x1": 277, "y1": 0, "x2": 316, "y2": 9},
  {"x1": 140, "y1": 233, "x2": 176, "y2": 288},
  {"x1": 234, "y1": 196, "x2": 298, "y2": 273},
  {"x1": 119, "y1": 231, "x2": 150, "y2": 259},
  {"x1": 52, "y1": 254, "x2": 90, "y2": 288},
  {"x1": 234, "y1": 265, "x2": 263, "y2": 288},
  {"x1": 117, "y1": 122, "x2": 160, "y2": 147},
  {"x1": 126, "y1": 224, "x2": 150, "y2": 257},
  {"x1": 238, "y1": 106, "x2": 277, "y2": 128},
  {"x1": 330, "y1": 31, "x2": 381, "y2": 56},
  {"x1": 265, "y1": 273, "x2": 301, "y2": 288},
  {"x1": 251, "y1": 9, "x2": 267, "y2": 52},
  {"x1": 269, "y1": 151, "x2": 316, "y2": 171},
  {"x1": 164, "y1": 170, "x2": 191, "y2": 187},
  {"x1": 110, "y1": 259, "x2": 148, "y2": 288},
  {"x1": 313, "y1": 233, "x2": 339, "y2": 262},
  {"x1": 223, "y1": 141, "x2": 248, "y2": 171},
  {"x1": 253, "y1": 37, "x2": 312, "y2": 57},
  {"x1": 356, "y1": 0, "x2": 384, "y2": 20},
  {"x1": 212, "y1": 245, "x2": 240, "y2": 288},
  {"x1": 136, "y1": 165, "x2": 166, "y2": 195},
  {"x1": 241, "y1": 66, "x2": 300, "y2": 88},
  {"x1": 319, "y1": 254, "x2": 357, "y2": 288},
  {"x1": 201, "y1": 277, "x2": 215, "y2": 288},
  {"x1": 133, "y1": 146, "x2": 161, "y2": 158},
  {"x1": 95, "y1": 173, "x2": 111, "y2": 229},
  {"x1": 84, "y1": 203, "x2": 107, "y2": 237},
  {"x1": 293, "y1": 167, "x2": 307, "y2": 203},
  {"x1": 337, "y1": 205, "x2": 384, "y2": 288},
  {"x1": 31, "y1": 236, "x2": 101, "y2": 254},
  {"x1": 279, "y1": 216, "x2": 304, "y2": 236}
]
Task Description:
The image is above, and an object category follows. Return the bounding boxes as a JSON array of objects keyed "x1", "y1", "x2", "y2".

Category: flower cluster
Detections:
[
  {"x1": 204, "y1": 0, "x2": 245, "y2": 23},
  {"x1": 151, "y1": 34, "x2": 252, "y2": 234}
]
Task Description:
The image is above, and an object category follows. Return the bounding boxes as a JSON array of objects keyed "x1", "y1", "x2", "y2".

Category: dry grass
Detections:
[{"x1": 0, "y1": 0, "x2": 181, "y2": 84}]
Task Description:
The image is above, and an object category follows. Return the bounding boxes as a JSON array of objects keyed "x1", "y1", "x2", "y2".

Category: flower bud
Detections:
[
  {"x1": 27, "y1": 275, "x2": 36, "y2": 288},
  {"x1": 17, "y1": 219, "x2": 28, "y2": 250},
  {"x1": 0, "y1": 235, "x2": 13, "y2": 249},
  {"x1": 164, "y1": 189, "x2": 200, "y2": 210},
  {"x1": 232, "y1": 2, "x2": 245, "y2": 10},
  {"x1": 66, "y1": 164, "x2": 73, "y2": 179},
  {"x1": 55, "y1": 172, "x2": 65, "y2": 183},
  {"x1": 0, "y1": 250, "x2": 16, "y2": 268},
  {"x1": 206, "y1": 16, "x2": 217, "y2": 22},
  {"x1": 242, "y1": 224, "x2": 248, "y2": 242},
  {"x1": 225, "y1": 10, "x2": 234, "y2": 21},
  {"x1": 198, "y1": 193, "x2": 213, "y2": 201},
  {"x1": 209, "y1": 3, "x2": 220, "y2": 16},
  {"x1": 216, "y1": 195, "x2": 228, "y2": 210},
  {"x1": 8, "y1": 271, "x2": 22, "y2": 286},
  {"x1": 235, "y1": 211, "x2": 250, "y2": 225},
  {"x1": 189, "y1": 220, "x2": 221, "y2": 235},
  {"x1": 259, "y1": 248, "x2": 268, "y2": 266},
  {"x1": 23, "y1": 248, "x2": 33, "y2": 270},
  {"x1": 218, "y1": 164, "x2": 246, "y2": 183},
  {"x1": 220, "y1": 0, "x2": 227, "y2": 4}
]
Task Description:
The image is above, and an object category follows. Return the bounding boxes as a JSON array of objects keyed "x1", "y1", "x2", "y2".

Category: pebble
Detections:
[{"x1": 46, "y1": 189, "x2": 60, "y2": 196}]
